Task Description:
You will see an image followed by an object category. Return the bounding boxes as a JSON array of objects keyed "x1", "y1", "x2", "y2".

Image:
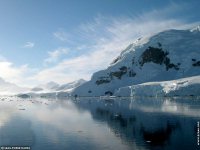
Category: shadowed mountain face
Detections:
[{"x1": 72, "y1": 27, "x2": 200, "y2": 96}]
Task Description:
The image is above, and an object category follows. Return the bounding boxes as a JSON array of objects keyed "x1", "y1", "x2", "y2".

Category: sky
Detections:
[{"x1": 0, "y1": 0, "x2": 199, "y2": 87}]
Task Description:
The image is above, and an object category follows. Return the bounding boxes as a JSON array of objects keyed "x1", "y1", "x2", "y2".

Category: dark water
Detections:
[{"x1": 0, "y1": 96, "x2": 200, "y2": 150}]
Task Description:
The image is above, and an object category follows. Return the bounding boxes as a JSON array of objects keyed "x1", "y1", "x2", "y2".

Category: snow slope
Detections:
[
  {"x1": 56, "y1": 79, "x2": 86, "y2": 92},
  {"x1": 72, "y1": 26, "x2": 200, "y2": 96},
  {"x1": 115, "y1": 75, "x2": 200, "y2": 97}
]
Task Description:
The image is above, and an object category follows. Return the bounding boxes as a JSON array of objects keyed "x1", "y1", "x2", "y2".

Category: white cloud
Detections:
[
  {"x1": 44, "y1": 48, "x2": 68, "y2": 64},
  {"x1": 54, "y1": 30, "x2": 68, "y2": 41},
  {"x1": 32, "y1": 55, "x2": 95, "y2": 83},
  {"x1": 0, "y1": 61, "x2": 28, "y2": 85},
  {"x1": 0, "y1": 54, "x2": 39, "y2": 87},
  {"x1": 23, "y1": 42, "x2": 35, "y2": 48}
]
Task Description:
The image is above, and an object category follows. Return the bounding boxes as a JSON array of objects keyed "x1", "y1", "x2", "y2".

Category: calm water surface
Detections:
[{"x1": 0, "y1": 97, "x2": 200, "y2": 150}]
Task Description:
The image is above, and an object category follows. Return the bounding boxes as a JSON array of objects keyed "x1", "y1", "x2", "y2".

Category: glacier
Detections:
[{"x1": 115, "y1": 75, "x2": 200, "y2": 97}]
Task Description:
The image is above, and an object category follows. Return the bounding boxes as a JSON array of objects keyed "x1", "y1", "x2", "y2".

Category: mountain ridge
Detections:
[
  {"x1": 30, "y1": 79, "x2": 86, "y2": 94},
  {"x1": 72, "y1": 26, "x2": 200, "y2": 96}
]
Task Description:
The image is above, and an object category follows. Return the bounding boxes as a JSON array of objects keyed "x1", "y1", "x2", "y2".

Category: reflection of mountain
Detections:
[
  {"x1": 141, "y1": 122, "x2": 179, "y2": 147},
  {"x1": 73, "y1": 98, "x2": 200, "y2": 150}
]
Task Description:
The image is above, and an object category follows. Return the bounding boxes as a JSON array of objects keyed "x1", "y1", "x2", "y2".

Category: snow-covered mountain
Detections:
[
  {"x1": 56, "y1": 79, "x2": 86, "y2": 92},
  {"x1": 30, "y1": 79, "x2": 86, "y2": 94},
  {"x1": 0, "y1": 77, "x2": 29, "y2": 95},
  {"x1": 31, "y1": 81, "x2": 60, "y2": 92},
  {"x1": 72, "y1": 26, "x2": 200, "y2": 96}
]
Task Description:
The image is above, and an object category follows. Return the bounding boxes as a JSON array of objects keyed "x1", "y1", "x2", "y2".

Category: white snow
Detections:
[{"x1": 56, "y1": 79, "x2": 86, "y2": 92}]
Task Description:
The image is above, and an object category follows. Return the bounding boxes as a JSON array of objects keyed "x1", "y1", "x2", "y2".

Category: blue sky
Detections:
[{"x1": 0, "y1": 0, "x2": 199, "y2": 87}]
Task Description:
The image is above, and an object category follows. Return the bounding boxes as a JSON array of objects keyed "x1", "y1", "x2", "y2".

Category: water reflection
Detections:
[
  {"x1": 0, "y1": 96, "x2": 199, "y2": 150},
  {"x1": 74, "y1": 97, "x2": 200, "y2": 150},
  {"x1": 141, "y1": 122, "x2": 179, "y2": 147},
  {"x1": 0, "y1": 117, "x2": 35, "y2": 147}
]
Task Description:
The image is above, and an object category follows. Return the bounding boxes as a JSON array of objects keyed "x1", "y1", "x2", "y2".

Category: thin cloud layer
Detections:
[
  {"x1": 23, "y1": 42, "x2": 35, "y2": 48},
  {"x1": 44, "y1": 48, "x2": 69, "y2": 64},
  {"x1": 54, "y1": 30, "x2": 69, "y2": 42}
]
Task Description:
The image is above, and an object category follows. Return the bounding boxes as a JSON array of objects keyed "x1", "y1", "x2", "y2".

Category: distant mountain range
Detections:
[
  {"x1": 0, "y1": 76, "x2": 86, "y2": 96},
  {"x1": 30, "y1": 79, "x2": 86, "y2": 93}
]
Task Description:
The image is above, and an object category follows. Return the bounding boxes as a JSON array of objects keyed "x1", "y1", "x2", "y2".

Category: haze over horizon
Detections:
[{"x1": 0, "y1": 0, "x2": 199, "y2": 87}]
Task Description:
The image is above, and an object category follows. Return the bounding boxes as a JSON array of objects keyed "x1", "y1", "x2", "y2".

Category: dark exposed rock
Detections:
[
  {"x1": 139, "y1": 46, "x2": 180, "y2": 71},
  {"x1": 192, "y1": 58, "x2": 196, "y2": 61},
  {"x1": 110, "y1": 71, "x2": 126, "y2": 79},
  {"x1": 110, "y1": 66, "x2": 128, "y2": 79},
  {"x1": 139, "y1": 46, "x2": 168, "y2": 66},
  {"x1": 96, "y1": 65, "x2": 137, "y2": 85},
  {"x1": 193, "y1": 61, "x2": 200, "y2": 66},
  {"x1": 110, "y1": 71, "x2": 124, "y2": 79},
  {"x1": 119, "y1": 66, "x2": 128, "y2": 71},
  {"x1": 111, "y1": 56, "x2": 121, "y2": 64},
  {"x1": 129, "y1": 70, "x2": 136, "y2": 77},
  {"x1": 105, "y1": 91, "x2": 113, "y2": 96},
  {"x1": 158, "y1": 42, "x2": 162, "y2": 47},
  {"x1": 96, "y1": 79, "x2": 110, "y2": 85}
]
